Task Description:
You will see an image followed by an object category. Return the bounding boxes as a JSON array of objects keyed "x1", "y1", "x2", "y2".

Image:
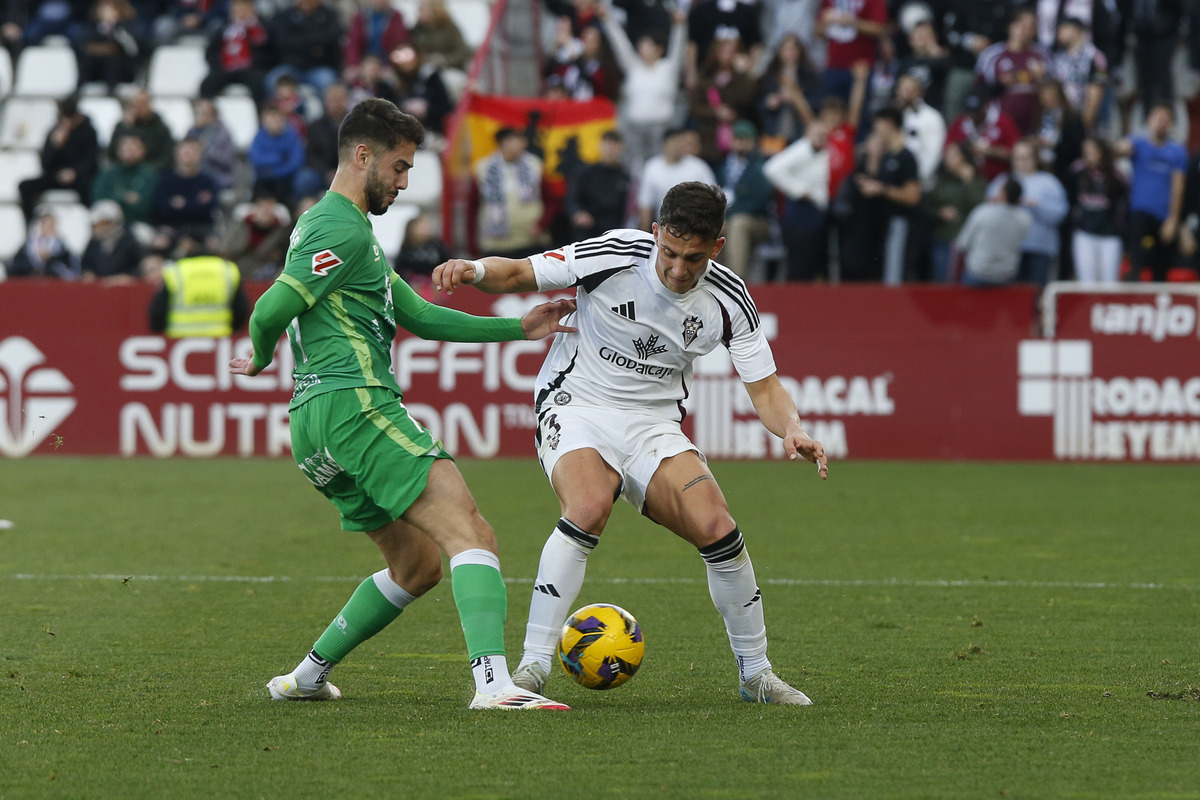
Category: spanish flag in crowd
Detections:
[{"x1": 459, "y1": 94, "x2": 617, "y2": 187}]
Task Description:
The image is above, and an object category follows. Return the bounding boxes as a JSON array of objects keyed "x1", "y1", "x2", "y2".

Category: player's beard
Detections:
[{"x1": 363, "y1": 163, "x2": 394, "y2": 216}]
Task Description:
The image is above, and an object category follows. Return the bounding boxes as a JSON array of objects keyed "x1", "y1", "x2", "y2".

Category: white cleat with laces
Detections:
[{"x1": 739, "y1": 669, "x2": 813, "y2": 705}]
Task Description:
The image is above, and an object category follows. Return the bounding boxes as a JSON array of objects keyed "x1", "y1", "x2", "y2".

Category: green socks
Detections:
[
  {"x1": 311, "y1": 569, "x2": 415, "y2": 664},
  {"x1": 449, "y1": 549, "x2": 508, "y2": 660}
]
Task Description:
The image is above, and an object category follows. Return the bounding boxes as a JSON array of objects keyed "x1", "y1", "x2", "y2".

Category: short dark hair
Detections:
[
  {"x1": 873, "y1": 107, "x2": 903, "y2": 130},
  {"x1": 337, "y1": 98, "x2": 425, "y2": 160},
  {"x1": 601, "y1": 129, "x2": 623, "y2": 143},
  {"x1": 657, "y1": 182, "x2": 726, "y2": 242},
  {"x1": 1002, "y1": 178, "x2": 1023, "y2": 205}
]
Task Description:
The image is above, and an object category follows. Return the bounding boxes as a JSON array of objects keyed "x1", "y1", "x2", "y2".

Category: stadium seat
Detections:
[
  {"x1": 405, "y1": 149, "x2": 443, "y2": 210},
  {"x1": 0, "y1": 203, "x2": 26, "y2": 260},
  {"x1": 152, "y1": 96, "x2": 197, "y2": 141},
  {"x1": 370, "y1": 202, "x2": 422, "y2": 260},
  {"x1": 0, "y1": 149, "x2": 44, "y2": 204},
  {"x1": 0, "y1": 48, "x2": 12, "y2": 98},
  {"x1": 447, "y1": 0, "x2": 493, "y2": 48},
  {"x1": 12, "y1": 45, "x2": 79, "y2": 97},
  {"x1": 214, "y1": 94, "x2": 259, "y2": 151},
  {"x1": 394, "y1": 0, "x2": 492, "y2": 48},
  {"x1": 47, "y1": 202, "x2": 92, "y2": 256},
  {"x1": 147, "y1": 44, "x2": 209, "y2": 97},
  {"x1": 0, "y1": 97, "x2": 60, "y2": 150},
  {"x1": 441, "y1": 67, "x2": 468, "y2": 102},
  {"x1": 78, "y1": 95, "x2": 123, "y2": 149}
]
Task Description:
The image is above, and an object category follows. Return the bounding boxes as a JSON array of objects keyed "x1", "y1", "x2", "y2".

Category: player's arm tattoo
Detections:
[{"x1": 682, "y1": 475, "x2": 713, "y2": 492}]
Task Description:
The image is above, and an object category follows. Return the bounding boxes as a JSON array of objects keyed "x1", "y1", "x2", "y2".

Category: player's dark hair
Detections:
[
  {"x1": 873, "y1": 106, "x2": 903, "y2": 130},
  {"x1": 337, "y1": 98, "x2": 425, "y2": 160},
  {"x1": 657, "y1": 182, "x2": 726, "y2": 242},
  {"x1": 1002, "y1": 178, "x2": 1023, "y2": 205}
]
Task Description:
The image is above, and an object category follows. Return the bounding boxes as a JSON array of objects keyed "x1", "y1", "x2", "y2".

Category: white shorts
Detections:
[{"x1": 535, "y1": 405, "x2": 702, "y2": 511}]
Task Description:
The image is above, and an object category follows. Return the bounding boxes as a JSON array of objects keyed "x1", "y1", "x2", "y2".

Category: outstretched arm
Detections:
[
  {"x1": 744, "y1": 373, "x2": 829, "y2": 479},
  {"x1": 432, "y1": 256, "x2": 539, "y2": 295},
  {"x1": 394, "y1": 269, "x2": 574, "y2": 340},
  {"x1": 228, "y1": 280, "x2": 308, "y2": 376}
]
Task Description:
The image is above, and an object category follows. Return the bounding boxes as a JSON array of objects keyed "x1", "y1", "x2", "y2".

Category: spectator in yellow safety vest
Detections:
[{"x1": 148, "y1": 243, "x2": 249, "y2": 337}]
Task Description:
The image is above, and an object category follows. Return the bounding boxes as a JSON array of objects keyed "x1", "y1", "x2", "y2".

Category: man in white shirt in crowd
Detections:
[
  {"x1": 763, "y1": 119, "x2": 832, "y2": 280},
  {"x1": 895, "y1": 71, "x2": 946, "y2": 190},
  {"x1": 637, "y1": 127, "x2": 716, "y2": 231}
]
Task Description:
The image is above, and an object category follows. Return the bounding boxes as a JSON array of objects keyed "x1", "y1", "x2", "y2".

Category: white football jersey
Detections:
[{"x1": 529, "y1": 228, "x2": 776, "y2": 420}]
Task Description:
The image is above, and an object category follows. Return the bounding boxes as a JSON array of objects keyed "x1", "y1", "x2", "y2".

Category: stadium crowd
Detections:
[{"x1": 3, "y1": 0, "x2": 1200, "y2": 288}]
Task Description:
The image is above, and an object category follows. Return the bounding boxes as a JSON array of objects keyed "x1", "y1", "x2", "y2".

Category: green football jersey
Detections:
[{"x1": 277, "y1": 191, "x2": 403, "y2": 408}]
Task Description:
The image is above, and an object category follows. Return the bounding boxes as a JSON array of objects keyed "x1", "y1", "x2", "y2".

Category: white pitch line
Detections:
[{"x1": 2, "y1": 574, "x2": 1195, "y2": 591}]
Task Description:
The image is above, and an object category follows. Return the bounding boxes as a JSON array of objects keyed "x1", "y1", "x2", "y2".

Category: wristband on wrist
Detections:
[{"x1": 470, "y1": 260, "x2": 487, "y2": 284}]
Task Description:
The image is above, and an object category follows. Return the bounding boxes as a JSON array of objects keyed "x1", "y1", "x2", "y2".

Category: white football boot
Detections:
[
  {"x1": 468, "y1": 686, "x2": 569, "y2": 710},
  {"x1": 267, "y1": 674, "x2": 343, "y2": 701},
  {"x1": 738, "y1": 669, "x2": 813, "y2": 705},
  {"x1": 510, "y1": 661, "x2": 550, "y2": 694}
]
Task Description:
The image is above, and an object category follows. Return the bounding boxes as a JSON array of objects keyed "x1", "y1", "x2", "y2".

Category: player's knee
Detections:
[
  {"x1": 468, "y1": 513, "x2": 499, "y2": 552},
  {"x1": 694, "y1": 514, "x2": 738, "y2": 548},
  {"x1": 563, "y1": 500, "x2": 611, "y2": 535},
  {"x1": 409, "y1": 559, "x2": 444, "y2": 596}
]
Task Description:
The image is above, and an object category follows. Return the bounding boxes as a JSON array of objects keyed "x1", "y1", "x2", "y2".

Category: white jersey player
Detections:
[{"x1": 434, "y1": 182, "x2": 828, "y2": 704}]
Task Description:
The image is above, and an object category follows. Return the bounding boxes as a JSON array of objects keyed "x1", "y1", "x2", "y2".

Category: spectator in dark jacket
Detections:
[
  {"x1": 396, "y1": 213, "x2": 451, "y2": 287},
  {"x1": 199, "y1": 0, "x2": 270, "y2": 103},
  {"x1": 298, "y1": 82, "x2": 351, "y2": 200},
  {"x1": 390, "y1": 43, "x2": 453, "y2": 135},
  {"x1": 19, "y1": 97, "x2": 100, "y2": 224},
  {"x1": 151, "y1": 138, "x2": 220, "y2": 255},
  {"x1": 344, "y1": 0, "x2": 409, "y2": 84},
  {"x1": 265, "y1": 0, "x2": 343, "y2": 96},
  {"x1": 567, "y1": 130, "x2": 631, "y2": 239},
  {"x1": 82, "y1": 200, "x2": 145, "y2": 284},
  {"x1": 108, "y1": 90, "x2": 176, "y2": 172},
  {"x1": 186, "y1": 98, "x2": 238, "y2": 191},
  {"x1": 92, "y1": 133, "x2": 160, "y2": 227},
  {"x1": 77, "y1": 0, "x2": 143, "y2": 89},
  {"x1": 152, "y1": 0, "x2": 226, "y2": 46},
  {"x1": 718, "y1": 120, "x2": 775, "y2": 281}
]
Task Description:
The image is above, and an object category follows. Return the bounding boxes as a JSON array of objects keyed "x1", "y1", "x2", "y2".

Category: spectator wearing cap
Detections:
[
  {"x1": 939, "y1": 0, "x2": 1022, "y2": 121},
  {"x1": 1047, "y1": 16, "x2": 1108, "y2": 131},
  {"x1": 81, "y1": 200, "x2": 145, "y2": 284},
  {"x1": 92, "y1": 133, "x2": 160, "y2": 228},
  {"x1": 945, "y1": 91, "x2": 1022, "y2": 181},
  {"x1": 475, "y1": 128, "x2": 547, "y2": 259},
  {"x1": 598, "y1": 1, "x2": 688, "y2": 180},
  {"x1": 567, "y1": 130, "x2": 631, "y2": 239},
  {"x1": 718, "y1": 120, "x2": 775, "y2": 281},
  {"x1": 637, "y1": 128, "x2": 717, "y2": 230},
  {"x1": 894, "y1": 71, "x2": 945, "y2": 190}
]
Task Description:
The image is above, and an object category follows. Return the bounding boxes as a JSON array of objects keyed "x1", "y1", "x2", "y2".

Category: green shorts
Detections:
[{"x1": 290, "y1": 386, "x2": 452, "y2": 532}]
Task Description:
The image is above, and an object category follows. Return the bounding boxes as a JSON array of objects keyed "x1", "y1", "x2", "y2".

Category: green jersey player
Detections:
[{"x1": 229, "y1": 98, "x2": 575, "y2": 710}]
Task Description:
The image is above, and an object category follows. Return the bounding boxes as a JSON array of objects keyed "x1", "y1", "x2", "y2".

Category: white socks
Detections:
[
  {"x1": 518, "y1": 519, "x2": 598, "y2": 673},
  {"x1": 699, "y1": 528, "x2": 771, "y2": 682}
]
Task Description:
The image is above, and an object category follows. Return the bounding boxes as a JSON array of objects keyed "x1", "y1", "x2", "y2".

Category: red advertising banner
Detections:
[{"x1": 1, "y1": 281, "x2": 1196, "y2": 461}]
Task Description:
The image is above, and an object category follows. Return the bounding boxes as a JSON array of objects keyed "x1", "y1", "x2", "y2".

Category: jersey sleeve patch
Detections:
[{"x1": 311, "y1": 249, "x2": 344, "y2": 276}]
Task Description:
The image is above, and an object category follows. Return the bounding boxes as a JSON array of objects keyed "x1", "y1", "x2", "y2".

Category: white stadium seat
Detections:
[
  {"x1": 0, "y1": 203, "x2": 26, "y2": 260},
  {"x1": 12, "y1": 45, "x2": 78, "y2": 97},
  {"x1": 0, "y1": 97, "x2": 60, "y2": 149},
  {"x1": 0, "y1": 48, "x2": 12, "y2": 98},
  {"x1": 405, "y1": 149, "x2": 443, "y2": 210},
  {"x1": 446, "y1": 0, "x2": 493, "y2": 48},
  {"x1": 370, "y1": 202, "x2": 422, "y2": 261},
  {"x1": 47, "y1": 202, "x2": 92, "y2": 256},
  {"x1": 0, "y1": 149, "x2": 44, "y2": 203},
  {"x1": 392, "y1": 0, "x2": 493, "y2": 48},
  {"x1": 147, "y1": 44, "x2": 209, "y2": 97},
  {"x1": 78, "y1": 95, "x2": 123, "y2": 149},
  {"x1": 214, "y1": 94, "x2": 259, "y2": 151},
  {"x1": 152, "y1": 96, "x2": 197, "y2": 141}
]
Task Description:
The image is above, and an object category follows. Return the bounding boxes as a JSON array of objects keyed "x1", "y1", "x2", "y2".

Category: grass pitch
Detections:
[{"x1": 2, "y1": 457, "x2": 1198, "y2": 799}]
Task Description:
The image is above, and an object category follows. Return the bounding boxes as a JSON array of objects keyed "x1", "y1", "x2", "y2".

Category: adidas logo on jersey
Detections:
[{"x1": 611, "y1": 301, "x2": 636, "y2": 320}]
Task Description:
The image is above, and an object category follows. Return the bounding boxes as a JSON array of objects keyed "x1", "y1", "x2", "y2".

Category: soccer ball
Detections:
[{"x1": 557, "y1": 603, "x2": 644, "y2": 690}]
